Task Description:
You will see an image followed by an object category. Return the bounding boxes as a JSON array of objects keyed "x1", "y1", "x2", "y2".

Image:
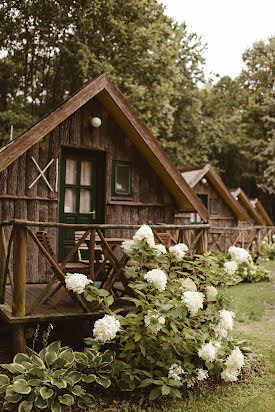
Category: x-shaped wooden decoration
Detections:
[{"x1": 28, "y1": 157, "x2": 54, "y2": 191}]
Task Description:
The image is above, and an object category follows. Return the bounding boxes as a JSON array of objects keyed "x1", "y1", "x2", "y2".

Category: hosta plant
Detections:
[{"x1": 0, "y1": 341, "x2": 115, "y2": 411}]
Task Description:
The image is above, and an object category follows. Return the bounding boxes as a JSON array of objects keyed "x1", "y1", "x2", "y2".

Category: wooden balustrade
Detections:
[{"x1": 0, "y1": 219, "x2": 274, "y2": 355}]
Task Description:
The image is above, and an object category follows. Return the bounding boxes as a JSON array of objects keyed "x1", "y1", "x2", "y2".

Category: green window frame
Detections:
[
  {"x1": 112, "y1": 161, "x2": 132, "y2": 197},
  {"x1": 210, "y1": 198, "x2": 219, "y2": 215}
]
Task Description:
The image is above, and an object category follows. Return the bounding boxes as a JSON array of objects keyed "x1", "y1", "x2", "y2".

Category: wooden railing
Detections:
[
  {"x1": 0, "y1": 219, "x2": 209, "y2": 354},
  {"x1": 209, "y1": 226, "x2": 275, "y2": 256}
]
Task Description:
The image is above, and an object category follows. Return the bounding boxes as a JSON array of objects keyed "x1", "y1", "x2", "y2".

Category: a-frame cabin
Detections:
[
  {"x1": 0, "y1": 74, "x2": 208, "y2": 283},
  {"x1": 231, "y1": 188, "x2": 266, "y2": 226}
]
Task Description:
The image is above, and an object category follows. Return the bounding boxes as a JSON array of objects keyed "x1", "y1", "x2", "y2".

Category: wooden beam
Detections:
[{"x1": 12, "y1": 225, "x2": 27, "y2": 354}]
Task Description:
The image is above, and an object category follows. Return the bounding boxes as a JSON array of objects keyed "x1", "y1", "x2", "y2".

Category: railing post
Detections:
[
  {"x1": 0, "y1": 226, "x2": 7, "y2": 303},
  {"x1": 256, "y1": 228, "x2": 261, "y2": 255},
  {"x1": 12, "y1": 224, "x2": 27, "y2": 354}
]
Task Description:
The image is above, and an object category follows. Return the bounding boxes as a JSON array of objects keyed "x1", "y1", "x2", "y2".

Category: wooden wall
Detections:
[{"x1": 0, "y1": 97, "x2": 176, "y2": 282}]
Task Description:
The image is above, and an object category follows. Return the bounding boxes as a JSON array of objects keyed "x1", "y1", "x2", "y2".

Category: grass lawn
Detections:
[{"x1": 113, "y1": 261, "x2": 275, "y2": 412}]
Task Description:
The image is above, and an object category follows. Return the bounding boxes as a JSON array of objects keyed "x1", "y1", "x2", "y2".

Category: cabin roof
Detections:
[
  {"x1": 250, "y1": 198, "x2": 273, "y2": 226},
  {"x1": 0, "y1": 74, "x2": 208, "y2": 220},
  {"x1": 180, "y1": 164, "x2": 251, "y2": 222},
  {"x1": 231, "y1": 188, "x2": 266, "y2": 225}
]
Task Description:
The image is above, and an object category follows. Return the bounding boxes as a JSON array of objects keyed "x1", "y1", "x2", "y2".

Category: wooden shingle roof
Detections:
[
  {"x1": 231, "y1": 188, "x2": 265, "y2": 225},
  {"x1": 0, "y1": 74, "x2": 208, "y2": 220},
  {"x1": 180, "y1": 164, "x2": 251, "y2": 222},
  {"x1": 250, "y1": 198, "x2": 273, "y2": 226}
]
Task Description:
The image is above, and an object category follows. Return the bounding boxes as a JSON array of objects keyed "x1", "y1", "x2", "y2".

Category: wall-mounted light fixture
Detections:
[
  {"x1": 90, "y1": 117, "x2": 102, "y2": 128},
  {"x1": 201, "y1": 177, "x2": 207, "y2": 184}
]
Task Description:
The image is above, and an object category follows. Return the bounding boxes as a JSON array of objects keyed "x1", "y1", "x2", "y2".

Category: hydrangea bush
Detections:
[
  {"x1": 83, "y1": 226, "x2": 252, "y2": 400},
  {"x1": 261, "y1": 235, "x2": 275, "y2": 261}
]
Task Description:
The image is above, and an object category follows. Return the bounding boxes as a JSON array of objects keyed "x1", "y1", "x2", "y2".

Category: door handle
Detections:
[{"x1": 88, "y1": 210, "x2": 96, "y2": 218}]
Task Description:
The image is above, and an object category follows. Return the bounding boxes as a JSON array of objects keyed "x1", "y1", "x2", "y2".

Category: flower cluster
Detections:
[
  {"x1": 180, "y1": 277, "x2": 197, "y2": 292},
  {"x1": 197, "y1": 368, "x2": 209, "y2": 381},
  {"x1": 198, "y1": 342, "x2": 218, "y2": 362},
  {"x1": 182, "y1": 291, "x2": 204, "y2": 316},
  {"x1": 144, "y1": 269, "x2": 167, "y2": 291},
  {"x1": 224, "y1": 260, "x2": 238, "y2": 275},
  {"x1": 144, "y1": 310, "x2": 165, "y2": 332},
  {"x1": 93, "y1": 314, "x2": 120, "y2": 342},
  {"x1": 169, "y1": 243, "x2": 188, "y2": 261},
  {"x1": 65, "y1": 273, "x2": 92, "y2": 294},
  {"x1": 221, "y1": 347, "x2": 244, "y2": 382},
  {"x1": 153, "y1": 244, "x2": 167, "y2": 255},
  {"x1": 168, "y1": 364, "x2": 185, "y2": 381},
  {"x1": 133, "y1": 224, "x2": 155, "y2": 248},
  {"x1": 214, "y1": 310, "x2": 235, "y2": 339},
  {"x1": 205, "y1": 285, "x2": 218, "y2": 301},
  {"x1": 228, "y1": 246, "x2": 249, "y2": 264},
  {"x1": 121, "y1": 239, "x2": 136, "y2": 255}
]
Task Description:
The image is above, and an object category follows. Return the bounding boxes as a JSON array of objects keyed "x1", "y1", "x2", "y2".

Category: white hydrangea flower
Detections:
[
  {"x1": 169, "y1": 243, "x2": 188, "y2": 261},
  {"x1": 144, "y1": 269, "x2": 167, "y2": 291},
  {"x1": 197, "y1": 368, "x2": 209, "y2": 381},
  {"x1": 93, "y1": 314, "x2": 120, "y2": 342},
  {"x1": 180, "y1": 278, "x2": 197, "y2": 292},
  {"x1": 205, "y1": 285, "x2": 218, "y2": 301},
  {"x1": 65, "y1": 273, "x2": 92, "y2": 294},
  {"x1": 225, "y1": 347, "x2": 244, "y2": 370},
  {"x1": 198, "y1": 342, "x2": 217, "y2": 362},
  {"x1": 121, "y1": 239, "x2": 136, "y2": 254},
  {"x1": 214, "y1": 310, "x2": 235, "y2": 339},
  {"x1": 182, "y1": 291, "x2": 204, "y2": 316},
  {"x1": 144, "y1": 310, "x2": 165, "y2": 332},
  {"x1": 228, "y1": 246, "x2": 250, "y2": 264},
  {"x1": 224, "y1": 260, "x2": 239, "y2": 275},
  {"x1": 221, "y1": 368, "x2": 239, "y2": 382},
  {"x1": 168, "y1": 363, "x2": 185, "y2": 381},
  {"x1": 153, "y1": 244, "x2": 167, "y2": 256},
  {"x1": 133, "y1": 224, "x2": 155, "y2": 248}
]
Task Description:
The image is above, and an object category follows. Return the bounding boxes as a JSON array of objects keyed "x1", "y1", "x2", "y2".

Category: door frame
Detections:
[{"x1": 58, "y1": 146, "x2": 106, "y2": 260}]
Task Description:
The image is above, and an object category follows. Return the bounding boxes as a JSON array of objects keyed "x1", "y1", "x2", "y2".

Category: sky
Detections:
[{"x1": 159, "y1": 0, "x2": 275, "y2": 80}]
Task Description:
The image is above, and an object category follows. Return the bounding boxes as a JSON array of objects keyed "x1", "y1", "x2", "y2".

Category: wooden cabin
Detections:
[
  {"x1": 0, "y1": 74, "x2": 208, "y2": 284},
  {"x1": 178, "y1": 164, "x2": 251, "y2": 227},
  {"x1": 231, "y1": 188, "x2": 266, "y2": 226},
  {"x1": 250, "y1": 198, "x2": 273, "y2": 226}
]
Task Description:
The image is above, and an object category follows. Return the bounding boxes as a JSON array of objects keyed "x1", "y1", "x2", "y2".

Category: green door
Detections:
[{"x1": 58, "y1": 148, "x2": 105, "y2": 261}]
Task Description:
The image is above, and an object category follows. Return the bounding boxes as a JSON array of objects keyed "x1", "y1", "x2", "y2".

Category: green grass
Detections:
[{"x1": 109, "y1": 262, "x2": 275, "y2": 412}]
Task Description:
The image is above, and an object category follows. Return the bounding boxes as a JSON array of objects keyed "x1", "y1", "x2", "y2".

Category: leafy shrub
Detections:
[
  {"x1": 83, "y1": 226, "x2": 251, "y2": 399},
  {"x1": 0, "y1": 341, "x2": 114, "y2": 411},
  {"x1": 261, "y1": 236, "x2": 275, "y2": 261}
]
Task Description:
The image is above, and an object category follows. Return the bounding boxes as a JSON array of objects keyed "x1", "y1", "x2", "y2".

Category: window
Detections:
[
  {"x1": 210, "y1": 198, "x2": 219, "y2": 215},
  {"x1": 112, "y1": 161, "x2": 132, "y2": 196},
  {"x1": 197, "y1": 194, "x2": 208, "y2": 209},
  {"x1": 190, "y1": 212, "x2": 202, "y2": 223}
]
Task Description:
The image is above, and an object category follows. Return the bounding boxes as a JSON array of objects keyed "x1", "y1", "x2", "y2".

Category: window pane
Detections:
[
  {"x1": 79, "y1": 189, "x2": 91, "y2": 213},
  {"x1": 80, "y1": 160, "x2": 92, "y2": 186},
  {"x1": 116, "y1": 165, "x2": 130, "y2": 193},
  {"x1": 64, "y1": 188, "x2": 77, "y2": 213},
  {"x1": 65, "y1": 159, "x2": 77, "y2": 184}
]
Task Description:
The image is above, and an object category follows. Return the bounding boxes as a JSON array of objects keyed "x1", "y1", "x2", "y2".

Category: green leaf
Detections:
[
  {"x1": 77, "y1": 393, "x2": 96, "y2": 408},
  {"x1": 72, "y1": 385, "x2": 86, "y2": 396},
  {"x1": 13, "y1": 353, "x2": 30, "y2": 364},
  {"x1": 66, "y1": 371, "x2": 82, "y2": 386},
  {"x1": 34, "y1": 395, "x2": 48, "y2": 409},
  {"x1": 40, "y1": 386, "x2": 54, "y2": 400},
  {"x1": 0, "y1": 374, "x2": 9, "y2": 393},
  {"x1": 104, "y1": 295, "x2": 114, "y2": 306},
  {"x1": 161, "y1": 384, "x2": 171, "y2": 395},
  {"x1": 5, "y1": 392, "x2": 22, "y2": 403},
  {"x1": 170, "y1": 387, "x2": 182, "y2": 398},
  {"x1": 12, "y1": 379, "x2": 31, "y2": 395},
  {"x1": 3, "y1": 401, "x2": 16, "y2": 410},
  {"x1": 134, "y1": 332, "x2": 142, "y2": 342},
  {"x1": 50, "y1": 377, "x2": 67, "y2": 389},
  {"x1": 139, "y1": 378, "x2": 154, "y2": 388},
  {"x1": 30, "y1": 355, "x2": 45, "y2": 369},
  {"x1": 18, "y1": 400, "x2": 33, "y2": 412},
  {"x1": 95, "y1": 375, "x2": 111, "y2": 388},
  {"x1": 58, "y1": 394, "x2": 74, "y2": 406},
  {"x1": 149, "y1": 386, "x2": 162, "y2": 401},
  {"x1": 51, "y1": 404, "x2": 62, "y2": 412},
  {"x1": 139, "y1": 344, "x2": 146, "y2": 356}
]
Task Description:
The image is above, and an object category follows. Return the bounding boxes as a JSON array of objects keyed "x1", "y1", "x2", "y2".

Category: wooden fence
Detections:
[{"x1": 0, "y1": 219, "x2": 209, "y2": 354}]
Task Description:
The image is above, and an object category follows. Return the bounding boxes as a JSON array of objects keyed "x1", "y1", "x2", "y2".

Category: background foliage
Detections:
[{"x1": 0, "y1": 1, "x2": 274, "y2": 219}]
